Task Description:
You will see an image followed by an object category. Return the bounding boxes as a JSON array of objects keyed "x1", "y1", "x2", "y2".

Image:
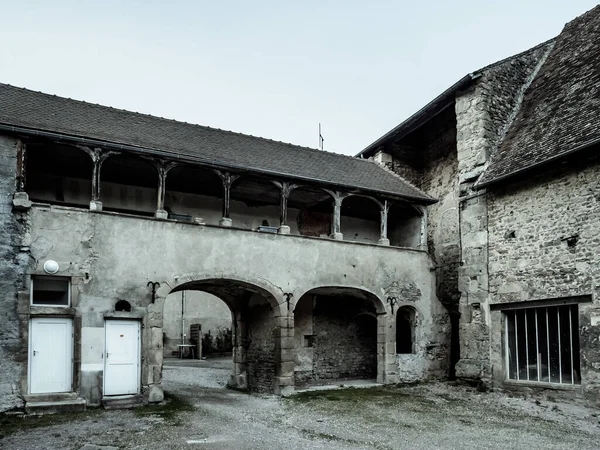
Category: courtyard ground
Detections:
[{"x1": 1, "y1": 357, "x2": 599, "y2": 449}]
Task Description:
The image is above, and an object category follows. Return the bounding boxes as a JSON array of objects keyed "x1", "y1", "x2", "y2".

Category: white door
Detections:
[
  {"x1": 104, "y1": 320, "x2": 140, "y2": 396},
  {"x1": 29, "y1": 317, "x2": 73, "y2": 394}
]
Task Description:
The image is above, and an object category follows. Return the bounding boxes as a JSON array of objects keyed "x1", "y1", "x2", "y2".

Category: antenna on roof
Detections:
[{"x1": 319, "y1": 123, "x2": 324, "y2": 150}]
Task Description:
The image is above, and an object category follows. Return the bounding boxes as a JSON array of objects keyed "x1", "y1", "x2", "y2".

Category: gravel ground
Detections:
[{"x1": 2, "y1": 358, "x2": 599, "y2": 449}]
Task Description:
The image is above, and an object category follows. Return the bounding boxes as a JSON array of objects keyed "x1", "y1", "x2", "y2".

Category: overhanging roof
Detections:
[{"x1": 0, "y1": 83, "x2": 435, "y2": 204}]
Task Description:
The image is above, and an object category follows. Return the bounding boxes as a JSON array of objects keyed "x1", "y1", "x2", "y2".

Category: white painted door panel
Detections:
[
  {"x1": 104, "y1": 320, "x2": 140, "y2": 396},
  {"x1": 29, "y1": 318, "x2": 73, "y2": 394}
]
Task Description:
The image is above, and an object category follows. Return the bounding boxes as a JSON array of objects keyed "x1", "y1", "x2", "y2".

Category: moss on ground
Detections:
[
  {"x1": 133, "y1": 392, "x2": 195, "y2": 425},
  {"x1": 0, "y1": 408, "x2": 102, "y2": 438}
]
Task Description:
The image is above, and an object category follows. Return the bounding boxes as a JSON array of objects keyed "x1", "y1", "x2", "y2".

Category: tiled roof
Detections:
[
  {"x1": 0, "y1": 83, "x2": 435, "y2": 203},
  {"x1": 477, "y1": 6, "x2": 600, "y2": 187}
]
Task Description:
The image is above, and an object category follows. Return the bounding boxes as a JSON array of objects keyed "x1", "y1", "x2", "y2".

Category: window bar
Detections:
[
  {"x1": 546, "y1": 308, "x2": 550, "y2": 384},
  {"x1": 569, "y1": 306, "x2": 574, "y2": 385},
  {"x1": 515, "y1": 312, "x2": 520, "y2": 380},
  {"x1": 524, "y1": 310, "x2": 530, "y2": 381},
  {"x1": 535, "y1": 308, "x2": 540, "y2": 382},
  {"x1": 505, "y1": 313, "x2": 510, "y2": 380},
  {"x1": 557, "y1": 307, "x2": 562, "y2": 384}
]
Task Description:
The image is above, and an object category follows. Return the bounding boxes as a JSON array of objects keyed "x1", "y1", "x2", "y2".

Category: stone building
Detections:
[
  {"x1": 359, "y1": 6, "x2": 600, "y2": 401},
  {"x1": 0, "y1": 83, "x2": 448, "y2": 412},
  {"x1": 2, "y1": 5, "x2": 599, "y2": 415}
]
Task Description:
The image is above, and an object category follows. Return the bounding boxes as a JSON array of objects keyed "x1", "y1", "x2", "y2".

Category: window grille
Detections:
[{"x1": 505, "y1": 304, "x2": 580, "y2": 384}]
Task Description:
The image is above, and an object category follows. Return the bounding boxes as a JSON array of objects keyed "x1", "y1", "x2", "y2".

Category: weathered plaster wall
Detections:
[
  {"x1": 162, "y1": 290, "x2": 232, "y2": 357},
  {"x1": 21, "y1": 204, "x2": 443, "y2": 404},
  {"x1": 0, "y1": 136, "x2": 28, "y2": 411},
  {"x1": 454, "y1": 42, "x2": 555, "y2": 381},
  {"x1": 487, "y1": 156, "x2": 600, "y2": 396}
]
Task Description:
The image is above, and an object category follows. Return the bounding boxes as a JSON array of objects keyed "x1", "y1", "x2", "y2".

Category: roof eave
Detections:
[
  {"x1": 475, "y1": 136, "x2": 600, "y2": 189},
  {"x1": 356, "y1": 73, "x2": 480, "y2": 158},
  {"x1": 0, "y1": 122, "x2": 437, "y2": 205}
]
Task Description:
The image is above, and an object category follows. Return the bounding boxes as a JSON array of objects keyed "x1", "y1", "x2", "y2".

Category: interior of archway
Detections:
[
  {"x1": 294, "y1": 288, "x2": 378, "y2": 387},
  {"x1": 163, "y1": 280, "x2": 278, "y2": 393}
]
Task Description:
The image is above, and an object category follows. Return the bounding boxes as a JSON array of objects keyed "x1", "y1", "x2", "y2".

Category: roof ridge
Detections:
[
  {"x1": 0, "y1": 82, "x2": 368, "y2": 162},
  {"x1": 474, "y1": 38, "x2": 556, "y2": 74}
]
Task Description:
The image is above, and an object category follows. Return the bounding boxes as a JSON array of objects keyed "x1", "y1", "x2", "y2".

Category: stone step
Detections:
[
  {"x1": 24, "y1": 392, "x2": 79, "y2": 403},
  {"x1": 25, "y1": 398, "x2": 86, "y2": 415},
  {"x1": 101, "y1": 394, "x2": 143, "y2": 410}
]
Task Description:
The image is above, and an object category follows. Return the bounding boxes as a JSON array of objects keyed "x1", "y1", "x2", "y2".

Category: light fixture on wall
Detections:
[{"x1": 43, "y1": 260, "x2": 60, "y2": 274}]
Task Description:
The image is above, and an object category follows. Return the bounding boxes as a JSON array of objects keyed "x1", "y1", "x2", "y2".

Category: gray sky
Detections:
[{"x1": 1, "y1": 0, "x2": 597, "y2": 155}]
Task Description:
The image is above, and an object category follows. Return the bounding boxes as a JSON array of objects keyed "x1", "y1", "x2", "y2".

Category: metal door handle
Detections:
[{"x1": 33, "y1": 350, "x2": 37, "y2": 356}]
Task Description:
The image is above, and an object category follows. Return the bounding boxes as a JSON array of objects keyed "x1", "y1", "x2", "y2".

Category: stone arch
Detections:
[
  {"x1": 293, "y1": 286, "x2": 386, "y2": 386},
  {"x1": 158, "y1": 276, "x2": 287, "y2": 393},
  {"x1": 167, "y1": 275, "x2": 284, "y2": 316}
]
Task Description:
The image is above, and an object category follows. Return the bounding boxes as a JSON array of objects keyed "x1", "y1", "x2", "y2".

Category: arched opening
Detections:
[
  {"x1": 396, "y1": 307, "x2": 416, "y2": 354},
  {"x1": 163, "y1": 279, "x2": 279, "y2": 393},
  {"x1": 289, "y1": 186, "x2": 332, "y2": 237},
  {"x1": 340, "y1": 195, "x2": 381, "y2": 244},
  {"x1": 293, "y1": 287, "x2": 382, "y2": 388},
  {"x1": 228, "y1": 177, "x2": 280, "y2": 231},
  {"x1": 100, "y1": 153, "x2": 158, "y2": 216},
  {"x1": 163, "y1": 164, "x2": 223, "y2": 224},
  {"x1": 25, "y1": 141, "x2": 93, "y2": 208},
  {"x1": 388, "y1": 203, "x2": 423, "y2": 248}
]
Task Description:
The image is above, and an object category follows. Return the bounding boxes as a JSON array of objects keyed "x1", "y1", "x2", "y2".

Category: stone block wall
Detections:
[
  {"x1": 0, "y1": 136, "x2": 28, "y2": 412},
  {"x1": 245, "y1": 301, "x2": 276, "y2": 393},
  {"x1": 487, "y1": 154, "x2": 600, "y2": 396},
  {"x1": 454, "y1": 43, "x2": 553, "y2": 382},
  {"x1": 312, "y1": 297, "x2": 377, "y2": 382}
]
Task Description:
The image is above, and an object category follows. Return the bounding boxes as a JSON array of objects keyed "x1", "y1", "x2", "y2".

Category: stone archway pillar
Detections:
[
  {"x1": 377, "y1": 313, "x2": 393, "y2": 384},
  {"x1": 230, "y1": 309, "x2": 248, "y2": 390},
  {"x1": 273, "y1": 313, "x2": 295, "y2": 395}
]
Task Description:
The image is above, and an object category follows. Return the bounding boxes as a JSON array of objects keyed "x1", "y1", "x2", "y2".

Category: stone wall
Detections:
[
  {"x1": 245, "y1": 296, "x2": 276, "y2": 393},
  {"x1": 486, "y1": 153, "x2": 600, "y2": 396},
  {"x1": 454, "y1": 43, "x2": 552, "y2": 381},
  {"x1": 0, "y1": 136, "x2": 28, "y2": 412},
  {"x1": 419, "y1": 108, "x2": 460, "y2": 305},
  {"x1": 312, "y1": 297, "x2": 377, "y2": 381}
]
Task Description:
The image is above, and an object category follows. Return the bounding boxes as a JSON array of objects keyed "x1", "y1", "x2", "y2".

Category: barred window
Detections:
[{"x1": 505, "y1": 304, "x2": 580, "y2": 384}]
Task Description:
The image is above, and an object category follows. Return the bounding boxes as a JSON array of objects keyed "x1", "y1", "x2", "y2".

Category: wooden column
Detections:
[
  {"x1": 378, "y1": 200, "x2": 390, "y2": 246},
  {"x1": 215, "y1": 170, "x2": 239, "y2": 227},
  {"x1": 154, "y1": 161, "x2": 177, "y2": 219},
  {"x1": 326, "y1": 190, "x2": 346, "y2": 240},
  {"x1": 81, "y1": 147, "x2": 117, "y2": 211},
  {"x1": 272, "y1": 181, "x2": 297, "y2": 234}
]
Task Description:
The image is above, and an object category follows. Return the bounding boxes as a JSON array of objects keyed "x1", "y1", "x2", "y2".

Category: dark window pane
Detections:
[
  {"x1": 570, "y1": 305, "x2": 581, "y2": 384},
  {"x1": 516, "y1": 310, "x2": 527, "y2": 380},
  {"x1": 559, "y1": 305, "x2": 573, "y2": 384},
  {"x1": 32, "y1": 277, "x2": 69, "y2": 306},
  {"x1": 526, "y1": 310, "x2": 538, "y2": 381},
  {"x1": 506, "y1": 311, "x2": 517, "y2": 380},
  {"x1": 537, "y1": 309, "x2": 549, "y2": 382},
  {"x1": 547, "y1": 306, "x2": 560, "y2": 383}
]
